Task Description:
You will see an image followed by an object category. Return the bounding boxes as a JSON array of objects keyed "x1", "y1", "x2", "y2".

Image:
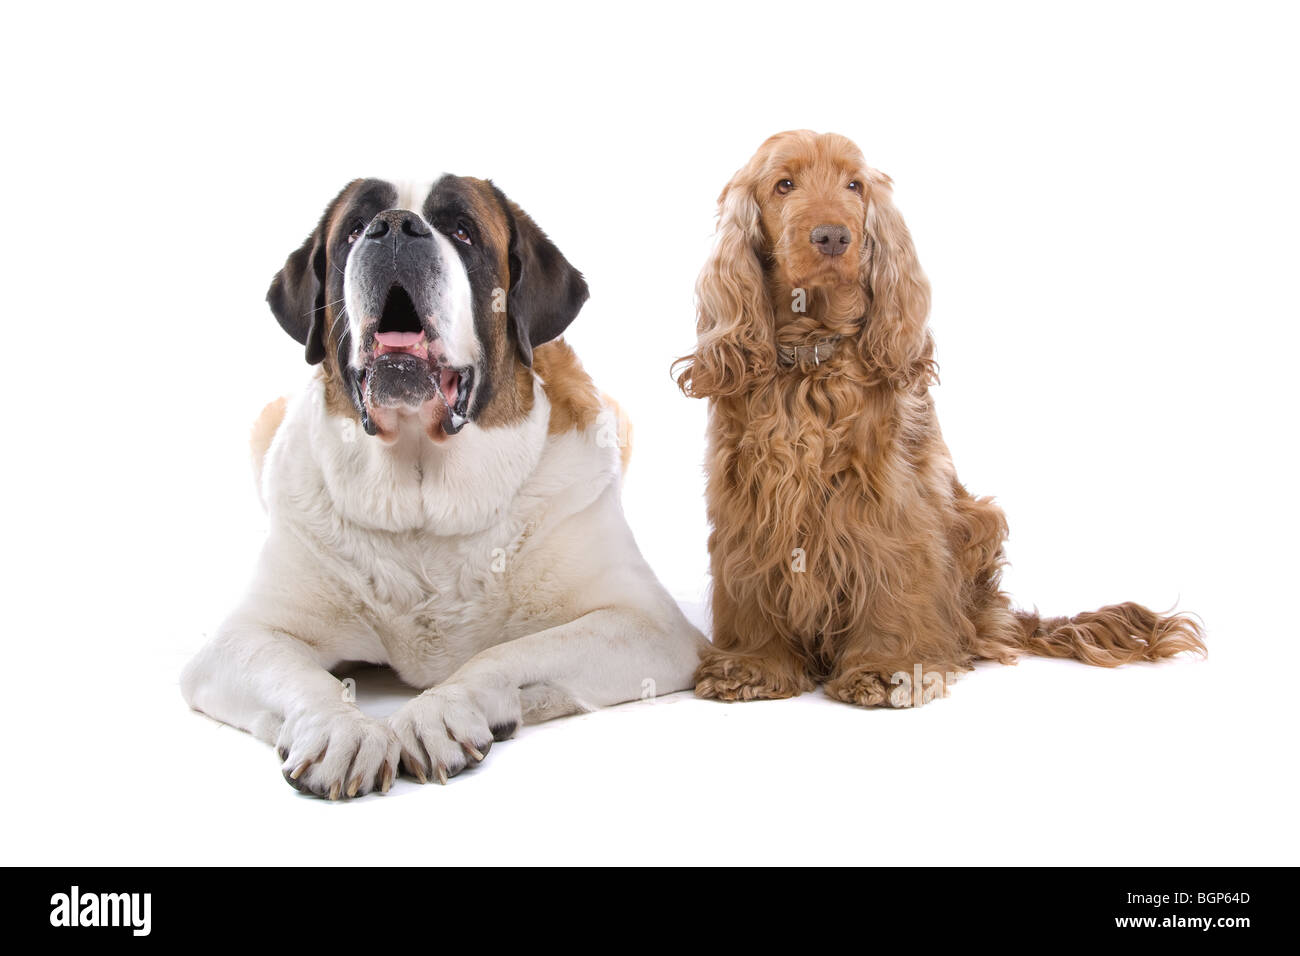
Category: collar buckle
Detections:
[{"x1": 777, "y1": 334, "x2": 844, "y2": 369}]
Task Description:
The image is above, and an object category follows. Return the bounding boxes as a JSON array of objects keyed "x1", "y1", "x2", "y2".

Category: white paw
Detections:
[
  {"x1": 276, "y1": 705, "x2": 400, "y2": 799},
  {"x1": 387, "y1": 682, "x2": 521, "y2": 784}
]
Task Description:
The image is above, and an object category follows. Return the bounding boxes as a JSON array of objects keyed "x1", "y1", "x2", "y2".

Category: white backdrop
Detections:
[{"x1": 2, "y1": 0, "x2": 1296, "y2": 865}]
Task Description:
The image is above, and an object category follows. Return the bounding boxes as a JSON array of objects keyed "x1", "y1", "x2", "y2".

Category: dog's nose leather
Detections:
[
  {"x1": 366, "y1": 209, "x2": 432, "y2": 240},
  {"x1": 810, "y1": 224, "x2": 851, "y2": 256}
]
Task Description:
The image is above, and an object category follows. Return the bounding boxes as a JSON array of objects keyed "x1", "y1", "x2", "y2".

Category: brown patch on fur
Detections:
[
  {"x1": 678, "y1": 131, "x2": 1205, "y2": 707},
  {"x1": 445, "y1": 177, "x2": 537, "y2": 433},
  {"x1": 599, "y1": 391, "x2": 634, "y2": 473},
  {"x1": 533, "y1": 339, "x2": 603, "y2": 435},
  {"x1": 250, "y1": 396, "x2": 288, "y2": 494},
  {"x1": 475, "y1": 357, "x2": 535, "y2": 431},
  {"x1": 462, "y1": 177, "x2": 512, "y2": 259},
  {"x1": 480, "y1": 333, "x2": 623, "y2": 457},
  {"x1": 320, "y1": 365, "x2": 359, "y2": 422},
  {"x1": 474, "y1": 334, "x2": 623, "y2": 460}
]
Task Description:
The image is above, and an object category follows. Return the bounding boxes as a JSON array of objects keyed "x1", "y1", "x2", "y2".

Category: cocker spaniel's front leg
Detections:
[
  {"x1": 695, "y1": 646, "x2": 816, "y2": 701},
  {"x1": 824, "y1": 609, "x2": 972, "y2": 709},
  {"x1": 695, "y1": 585, "x2": 815, "y2": 701}
]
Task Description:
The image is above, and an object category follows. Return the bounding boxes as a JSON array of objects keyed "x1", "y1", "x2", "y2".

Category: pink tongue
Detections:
[{"x1": 375, "y1": 332, "x2": 424, "y2": 348}]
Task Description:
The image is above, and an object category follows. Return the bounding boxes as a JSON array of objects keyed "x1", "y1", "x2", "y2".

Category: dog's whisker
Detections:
[
  {"x1": 304, "y1": 297, "x2": 346, "y2": 319},
  {"x1": 329, "y1": 307, "x2": 349, "y2": 343}
]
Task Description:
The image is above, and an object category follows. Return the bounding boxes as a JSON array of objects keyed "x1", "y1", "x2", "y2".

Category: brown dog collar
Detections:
[{"x1": 776, "y1": 334, "x2": 844, "y2": 368}]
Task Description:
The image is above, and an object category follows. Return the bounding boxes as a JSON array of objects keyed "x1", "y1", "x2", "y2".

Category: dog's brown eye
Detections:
[
  {"x1": 347, "y1": 226, "x2": 364, "y2": 244},
  {"x1": 776, "y1": 179, "x2": 794, "y2": 195},
  {"x1": 452, "y1": 225, "x2": 472, "y2": 245},
  {"x1": 848, "y1": 181, "x2": 862, "y2": 192}
]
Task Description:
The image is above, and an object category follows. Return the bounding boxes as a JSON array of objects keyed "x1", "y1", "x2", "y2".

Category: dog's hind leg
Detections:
[
  {"x1": 947, "y1": 481, "x2": 1206, "y2": 666},
  {"x1": 947, "y1": 484, "x2": 1023, "y2": 663}
]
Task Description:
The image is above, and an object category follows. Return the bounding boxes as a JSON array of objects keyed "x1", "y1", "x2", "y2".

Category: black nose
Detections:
[
  {"x1": 365, "y1": 209, "x2": 432, "y2": 240},
  {"x1": 810, "y1": 224, "x2": 851, "y2": 257}
]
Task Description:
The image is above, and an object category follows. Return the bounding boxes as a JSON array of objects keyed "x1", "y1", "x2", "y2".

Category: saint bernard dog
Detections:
[{"x1": 181, "y1": 176, "x2": 706, "y2": 798}]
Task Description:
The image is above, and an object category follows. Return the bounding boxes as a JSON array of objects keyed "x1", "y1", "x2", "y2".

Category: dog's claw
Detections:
[
  {"x1": 381, "y1": 763, "x2": 393, "y2": 793},
  {"x1": 463, "y1": 743, "x2": 485, "y2": 762},
  {"x1": 400, "y1": 748, "x2": 428, "y2": 784},
  {"x1": 436, "y1": 764, "x2": 449, "y2": 786},
  {"x1": 290, "y1": 761, "x2": 310, "y2": 781},
  {"x1": 328, "y1": 782, "x2": 341, "y2": 801},
  {"x1": 346, "y1": 776, "x2": 361, "y2": 798}
]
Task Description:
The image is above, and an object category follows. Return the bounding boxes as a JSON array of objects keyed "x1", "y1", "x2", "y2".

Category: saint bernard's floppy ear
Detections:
[
  {"x1": 266, "y1": 182, "x2": 357, "y2": 365},
  {"x1": 494, "y1": 187, "x2": 589, "y2": 367}
]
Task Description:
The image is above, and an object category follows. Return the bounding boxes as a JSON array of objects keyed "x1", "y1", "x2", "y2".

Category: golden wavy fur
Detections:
[{"x1": 675, "y1": 130, "x2": 1205, "y2": 706}]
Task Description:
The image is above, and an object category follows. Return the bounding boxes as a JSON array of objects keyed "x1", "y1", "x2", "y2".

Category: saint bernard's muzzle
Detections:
[
  {"x1": 343, "y1": 207, "x2": 477, "y2": 437},
  {"x1": 265, "y1": 175, "x2": 589, "y2": 443}
]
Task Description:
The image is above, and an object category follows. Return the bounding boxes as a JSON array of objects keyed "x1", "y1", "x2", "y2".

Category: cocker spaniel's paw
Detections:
[
  {"x1": 276, "y1": 705, "x2": 400, "y2": 799},
  {"x1": 825, "y1": 663, "x2": 957, "y2": 708},
  {"x1": 823, "y1": 667, "x2": 897, "y2": 708},
  {"x1": 388, "y1": 682, "x2": 521, "y2": 784},
  {"x1": 694, "y1": 651, "x2": 814, "y2": 701}
]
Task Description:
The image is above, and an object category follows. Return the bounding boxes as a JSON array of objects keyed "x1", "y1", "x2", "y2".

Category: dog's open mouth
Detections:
[{"x1": 359, "y1": 285, "x2": 474, "y2": 438}]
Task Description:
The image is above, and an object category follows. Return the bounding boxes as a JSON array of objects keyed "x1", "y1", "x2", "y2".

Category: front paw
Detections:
[
  {"x1": 823, "y1": 667, "x2": 896, "y2": 707},
  {"x1": 695, "y1": 650, "x2": 814, "y2": 701},
  {"x1": 388, "y1": 683, "x2": 520, "y2": 784},
  {"x1": 276, "y1": 706, "x2": 400, "y2": 799}
]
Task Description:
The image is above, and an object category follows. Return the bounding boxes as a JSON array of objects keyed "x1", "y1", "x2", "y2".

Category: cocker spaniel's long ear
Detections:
[
  {"x1": 674, "y1": 177, "x2": 776, "y2": 398},
  {"x1": 858, "y1": 170, "x2": 936, "y2": 389}
]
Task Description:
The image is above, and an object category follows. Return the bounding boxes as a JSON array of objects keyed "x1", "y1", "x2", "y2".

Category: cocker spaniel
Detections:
[{"x1": 675, "y1": 130, "x2": 1204, "y2": 706}]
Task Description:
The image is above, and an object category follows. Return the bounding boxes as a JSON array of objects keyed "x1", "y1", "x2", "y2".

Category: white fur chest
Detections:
[{"x1": 260, "y1": 372, "x2": 618, "y2": 687}]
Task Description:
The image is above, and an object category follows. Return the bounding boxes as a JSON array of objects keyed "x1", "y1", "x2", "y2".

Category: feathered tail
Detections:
[{"x1": 1009, "y1": 602, "x2": 1205, "y2": 667}]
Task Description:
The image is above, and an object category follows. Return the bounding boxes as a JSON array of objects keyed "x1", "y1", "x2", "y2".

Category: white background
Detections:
[{"x1": 2, "y1": 0, "x2": 1296, "y2": 865}]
